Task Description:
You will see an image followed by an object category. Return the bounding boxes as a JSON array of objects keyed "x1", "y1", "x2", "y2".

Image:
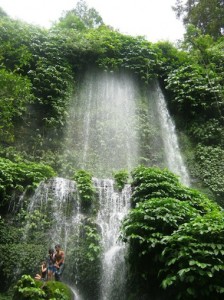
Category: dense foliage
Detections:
[
  {"x1": 173, "y1": 0, "x2": 224, "y2": 39},
  {"x1": 113, "y1": 169, "x2": 129, "y2": 191},
  {"x1": 121, "y1": 166, "x2": 224, "y2": 299},
  {"x1": 0, "y1": 157, "x2": 56, "y2": 211},
  {"x1": 0, "y1": 0, "x2": 224, "y2": 298},
  {"x1": 64, "y1": 219, "x2": 102, "y2": 300},
  {"x1": 73, "y1": 169, "x2": 96, "y2": 212}
]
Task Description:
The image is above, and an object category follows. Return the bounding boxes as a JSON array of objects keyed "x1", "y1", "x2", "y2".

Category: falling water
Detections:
[
  {"x1": 65, "y1": 69, "x2": 189, "y2": 183},
  {"x1": 153, "y1": 82, "x2": 190, "y2": 186},
  {"x1": 23, "y1": 70, "x2": 191, "y2": 299},
  {"x1": 94, "y1": 178, "x2": 131, "y2": 300},
  {"x1": 23, "y1": 174, "x2": 131, "y2": 299},
  {"x1": 65, "y1": 69, "x2": 140, "y2": 177},
  {"x1": 25, "y1": 177, "x2": 82, "y2": 249}
]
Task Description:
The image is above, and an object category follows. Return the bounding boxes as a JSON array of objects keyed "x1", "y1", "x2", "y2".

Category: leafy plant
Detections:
[
  {"x1": 161, "y1": 211, "x2": 224, "y2": 299},
  {"x1": 0, "y1": 68, "x2": 34, "y2": 143},
  {"x1": 193, "y1": 144, "x2": 224, "y2": 204},
  {"x1": 73, "y1": 169, "x2": 96, "y2": 212},
  {"x1": 13, "y1": 275, "x2": 46, "y2": 300},
  {"x1": 113, "y1": 169, "x2": 129, "y2": 191},
  {"x1": 0, "y1": 157, "x2": 56, "y2": 210},
  {"x1": 121, "y1": 166, "x2": 224, "y2": 299}
]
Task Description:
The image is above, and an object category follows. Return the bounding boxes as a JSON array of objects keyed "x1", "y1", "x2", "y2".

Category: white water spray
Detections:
[
  {"x1": 25, "y1": 177, "x2": 82, "y2": 251},
  {"x1": 154, "y1": 83, "x2": 190, "y2": 186},
  {"x1": 65, "y1": 70, "x2": 140, "y2": 176},
  {"x1": 94, "y1": 178, "x2": 131, "y2": 300}
]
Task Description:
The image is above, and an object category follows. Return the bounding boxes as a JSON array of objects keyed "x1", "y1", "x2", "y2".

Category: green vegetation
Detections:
[
  {"x1": 0, "y1": 0, "x2": 223, "y2": 299},
  {"x1": 64, "y1": 219, "x2": 102, "y2": 300},
  {"x1": 173, "y1": 0, "x2": 224, "y2": 39},
  {"x1": 121, "y1": 166, "x2": 224, "y2": 299},
  {"x1": 113, "y1": 169, "x2": 129, "y2": 191},
  {"x1": 73, "y1": 169, "x2": 96, "y2": 212},
  {"x1": 0, "y1": 158, "x2": 56, "y2": 210},
  {"x1": 13, "y1": 275, "x2": 73, "y2": 300}
]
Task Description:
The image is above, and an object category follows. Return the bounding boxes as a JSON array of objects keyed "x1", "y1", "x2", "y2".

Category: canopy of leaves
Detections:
[
  {"x1": 61, "y1": 0, "x2": 104, "y2": 30},
  {"x1": 173, "y1": 0, "x2": 224, "y2": 39},
  {"x1": 194, "y1": 145, "x2": 224, "y2": 203},
  {"x1": 73, "y1": 169, "x2": 96, "y2": 212}
]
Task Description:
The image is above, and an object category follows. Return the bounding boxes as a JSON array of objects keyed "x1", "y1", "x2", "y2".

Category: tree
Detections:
[
  {"x1": 58, "y1": 0, "x2": 104, "y2": 30},
  {"x1": 73, "y1": 0, "x2": 104, "y2": 28},
  {"x1": 173, "y1": 0, "x2": 224, "y2": 39}
]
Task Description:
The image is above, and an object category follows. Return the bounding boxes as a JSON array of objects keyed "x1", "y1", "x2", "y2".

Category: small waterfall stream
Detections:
[
  {"x1": 94, "y1": 179, "x2": 131, "y2": 300},
  {"x1": 154, "y1": 83, "x2": 190, "y2": 186},
  {"x1": 24, "y1": 177, "x2": 82, "y2": 249}
]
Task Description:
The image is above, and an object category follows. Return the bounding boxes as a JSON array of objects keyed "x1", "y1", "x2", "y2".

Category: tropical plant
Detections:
[
  {"x1": 0, "y1": 157, "x2": 56, "y2": 210},
  {"x1": 121, "y1": 166, "x2": 224, "y2": 299},
  {"x1": 64, "y1": 219, "x2": 102, "y2": 300},
  {"x1": 73, "y1": 169, "x2": 96, "y2": 212},
  {"x1": 113, "y1": 169, "x2": 129, "y2": 191},
  {"x1": 0, "y1": 68, "x2": 34, "y2": 143}
]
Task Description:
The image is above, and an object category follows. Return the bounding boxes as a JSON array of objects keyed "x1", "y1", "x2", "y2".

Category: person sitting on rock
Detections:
[{"x1": 35, "y1": 261, "x2": 47, "y2": 281}]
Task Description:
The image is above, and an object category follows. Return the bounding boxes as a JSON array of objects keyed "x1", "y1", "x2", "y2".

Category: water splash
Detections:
[{"x1": 70, "y1": 285, "x2": 83, "y2": 300}]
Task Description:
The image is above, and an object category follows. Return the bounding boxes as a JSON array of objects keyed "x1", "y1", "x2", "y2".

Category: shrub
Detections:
[
  {"x1": 73, "y1": 169, "x2": 96, "y2": 212},
  {"x1": 113, "y1": 169, "x2": 129, "y2": 191}
]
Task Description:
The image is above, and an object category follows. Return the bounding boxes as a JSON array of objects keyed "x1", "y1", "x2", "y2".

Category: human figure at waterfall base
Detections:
[
  {"x1": 54, "y1": 244, "x2": 65, "y2": 281},
  {"x1": 46, "y1": 248, "x2": 56, "y2": 280},
  {"x1": 35, "y1": 261, "x2": 47, "y2": 281}
]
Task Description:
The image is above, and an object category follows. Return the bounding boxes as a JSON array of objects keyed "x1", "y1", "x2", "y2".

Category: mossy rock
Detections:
[{"x1": 12, "y1": 275, "x2": 73, "y2": 300}]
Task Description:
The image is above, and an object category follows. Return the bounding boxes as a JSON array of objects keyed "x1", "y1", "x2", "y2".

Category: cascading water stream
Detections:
[
  {"x1": 153, "y1": 82, "x2": 190, "y2": 186},
  {"x1": 24, "y1": 177, "x2": 83, "y2": 299},
  {"x1": 24, "y1": 177, "x2": 82, "y2": 249},
  {"x1": 94, "y1": 178, "x2": 131, "y2": 300},
  {"x1": 24, "y1": 176, "x2": 131, "y2": 300}
]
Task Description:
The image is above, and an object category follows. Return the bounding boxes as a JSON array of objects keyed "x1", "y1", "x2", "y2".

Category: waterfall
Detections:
[
  {"x1": 64, "y1": 69, "x2": 190, "y2": 184},
  {"x1": 94, "y1": 178, "x2": 131, "y2": 300},
  {"x1": 65, "y1": 69, "x2": 140, "y2": 177},
  {"x1": 24, "y1": 177, "x2": 82, "y2": 252},
  {"x1": 23, "y1": 69, "x2": 191, "y2": 299},
  {"x1": 24, "y1": 176, "x2": 131, "y2": 300},
  {"x1": 153, "y1": 82, "x2": 190, "y2": 186}
]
